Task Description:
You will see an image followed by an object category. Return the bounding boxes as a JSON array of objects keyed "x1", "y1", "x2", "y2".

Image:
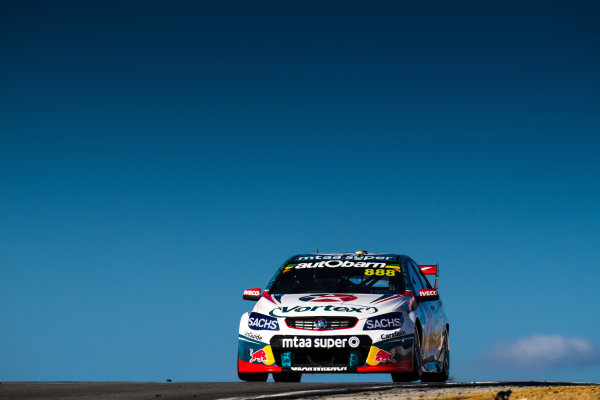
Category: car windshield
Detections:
[{"x1": 269, "y1": 263, "x2": 405, "y2": 294}]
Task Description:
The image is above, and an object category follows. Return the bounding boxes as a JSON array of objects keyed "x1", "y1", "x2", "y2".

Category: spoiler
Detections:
[{"x1": 419, "y1": 264, "x2": 439, "y2": 290}]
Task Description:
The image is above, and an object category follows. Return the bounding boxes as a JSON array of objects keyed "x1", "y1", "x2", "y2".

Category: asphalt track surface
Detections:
[{"x1": 0, "y1": 381, "x2": 595, "y2": 400}]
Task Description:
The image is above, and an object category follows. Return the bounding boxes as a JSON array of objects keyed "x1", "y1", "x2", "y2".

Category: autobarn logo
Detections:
[
  {"x1": 274, "y1": 335, "x2": 366, "y2": 349},
  {"x1": 269, "y1": 304, "x2": 378, "y2": 317},
  {"x1": 295, "y1": 260, "x2": 387, "y2": 269},
  {"x1": 298, "y1": 294, "x2": 358, "y2": 302}
]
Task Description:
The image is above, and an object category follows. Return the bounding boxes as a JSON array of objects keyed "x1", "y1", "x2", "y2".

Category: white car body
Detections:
[{"x1": 237, "y1": 253, "x2": 449, "y2": 382}]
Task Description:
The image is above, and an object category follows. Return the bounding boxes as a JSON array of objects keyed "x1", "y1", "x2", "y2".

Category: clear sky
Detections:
[{"x1": 1, "y1": 1, "x2": 599, "y2": 383}]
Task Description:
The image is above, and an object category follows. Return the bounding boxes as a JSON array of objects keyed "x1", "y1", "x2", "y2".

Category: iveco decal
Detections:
[{"x1": 269, "y1": 304, "x2": 378, "y2": 317}]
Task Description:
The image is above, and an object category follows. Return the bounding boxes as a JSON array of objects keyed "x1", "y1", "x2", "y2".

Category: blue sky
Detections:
[{"x1": 1, "y1": 1, "x2": 599, "y2": 382}]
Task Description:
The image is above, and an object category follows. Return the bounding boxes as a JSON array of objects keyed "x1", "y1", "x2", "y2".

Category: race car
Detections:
[{"x1": 237, "y1": 251, "x2": 450, "y2": 382}]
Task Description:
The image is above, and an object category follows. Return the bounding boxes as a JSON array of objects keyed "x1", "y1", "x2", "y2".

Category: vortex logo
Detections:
[
  {"x1": 298, "y1": 294, "x2": 358, "y2": 302},
  {"x1": 348, "y1": 336, "x2": 360, "y2": 348}
]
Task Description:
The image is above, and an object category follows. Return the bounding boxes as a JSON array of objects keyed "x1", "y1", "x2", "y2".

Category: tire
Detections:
[
  {"x1": 272, "y1": 372, "x2": 302, "y2": 382},
  {"x1": 422, "y1": 328, "x2": 450, "y2": 382},
  {"x1": 238, "y1": 372, "x2": 268, "y2": 382},
  {"x1": 391, "y1": 326, "x2": 423, "y2": 382}
]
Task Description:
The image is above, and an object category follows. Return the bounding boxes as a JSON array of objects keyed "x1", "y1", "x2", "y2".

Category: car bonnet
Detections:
[{"x1": 253, "y1": 293, "x2": 409, "y2": 319}]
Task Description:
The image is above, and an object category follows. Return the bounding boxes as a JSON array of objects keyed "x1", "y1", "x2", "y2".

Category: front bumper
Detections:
[{"x1": 237, "y1": 331, "x2": 415, "y2": 374}]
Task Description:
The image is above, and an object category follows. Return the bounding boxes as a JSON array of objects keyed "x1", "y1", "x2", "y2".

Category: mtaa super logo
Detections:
[{"x1": 248, "y1": 312, "x2": 279, "y2": 331}]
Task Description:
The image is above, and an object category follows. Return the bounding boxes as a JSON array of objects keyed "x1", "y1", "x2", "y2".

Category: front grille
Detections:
[{"x1": 286, "y1": 317, "x2": 358, "y2": 330}]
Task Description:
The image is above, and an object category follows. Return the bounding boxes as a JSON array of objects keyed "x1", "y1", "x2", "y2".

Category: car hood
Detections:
[{"x1": 253, "y1": 293, "x2": 409, "y2": 319}]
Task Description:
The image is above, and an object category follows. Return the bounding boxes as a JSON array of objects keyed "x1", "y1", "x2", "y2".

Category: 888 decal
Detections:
[{"x1": 364, "y1": 269, "x2": 396, "y2": 276}]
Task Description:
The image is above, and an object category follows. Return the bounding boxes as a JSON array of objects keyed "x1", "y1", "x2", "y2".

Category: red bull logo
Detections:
[
  {"x1": 249, "y1": 348, "x2": 268, "y2": 363},
  {"x1": 248, "y1": 345, "x2": 275, "y2": 365},
  {"x1": 366, "y1": 345, "x2": 396, "y2": 366},
  {"x1": 374, "y1": 348, "x2": 395, "y2": 363}
]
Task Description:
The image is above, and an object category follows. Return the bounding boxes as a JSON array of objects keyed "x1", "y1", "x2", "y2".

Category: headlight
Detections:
[
  {"x1": 248, "y1": 312, "x2": 280, "y2": 331},
  {"x1": 363, "y1": 312, "x2": 404, "y2": 330}
]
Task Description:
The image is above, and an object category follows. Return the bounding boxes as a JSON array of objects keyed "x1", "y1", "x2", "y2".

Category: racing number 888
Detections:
[{"x1": 364, "y1": 269, "x2": 395, "y2": 276}]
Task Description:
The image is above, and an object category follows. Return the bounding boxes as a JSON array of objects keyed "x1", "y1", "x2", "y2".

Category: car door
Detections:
[{"x1": 407, "y1": 260, "x2": 440, "y2": 361}]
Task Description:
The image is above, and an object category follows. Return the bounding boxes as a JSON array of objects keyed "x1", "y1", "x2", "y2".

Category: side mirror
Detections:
[
  {"x1": 417, "y1": 288, "x2": 439, "y2": 301},
  {"x1": 243, "y1": 288, "x2": 261, "y2": 301}
]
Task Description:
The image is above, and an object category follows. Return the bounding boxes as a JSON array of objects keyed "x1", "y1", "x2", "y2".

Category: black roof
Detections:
[{"x1": 291, "y1": 253, "x2": 409, "y2": 263}]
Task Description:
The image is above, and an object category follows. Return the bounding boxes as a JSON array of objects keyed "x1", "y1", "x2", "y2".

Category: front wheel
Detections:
[
  {"x1": 391, "y1": 327, "x2": 422, "y2": 382},
  {"x1": 238, "y1": 372, "x2": 268, "y2": 382},
  {"x1": 422, "y1": 328, "x2": 450, "y2": 382},
  {"x1": 272, "y1": 372, "x2": 302, "y2": 382}
]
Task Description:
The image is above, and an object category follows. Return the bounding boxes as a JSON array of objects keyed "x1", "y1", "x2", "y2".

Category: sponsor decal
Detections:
[
  {"x1": 371, "y1": 293, "x2": 406, "y2": 304},
  {"x1": 294, "y1": 260, "x2": 387, "y2": 269},
  {"x1": 248, "y1": 312, "x2": 279, "y2": 331},
  {"x1": 348, "y1": 336, "x2": 360, "y2": 348},
  {"x1": 278, "y1": 336, "x2": 362, "y2": 349},
  {"x1": 298, "y1": 294, "x2": 358, "y2": 302},
  {"x1": 375, "y1": 348, "x2": 395, "y2": 363},
  {"x1": 269, "y1": 304, "x2": 378, "y2": 317},
  {"x1": 366, "y1": 346, "x2": 396, "y2": 366},
  {"x1": 364, "y1": 268, "x2": 396, "y2": 276},
  {"x1": 243, "y1": 288, "x2": 261, "y2": 297},
  {"x1": 364, "y1": 312, "x2": 404, "y2": 330},
  {"x1": 291, "y1": 366, "x2": 348, "y2": 372},
  {"x1": 418, "y1": 289, "x2": 439, "y2": 297},
  {"x1": 380, "y1": 330, "x2": 404, "y2": 340},
  {"x1": 295, "y1": 255, "x2": 394, "y2": 261},
  {"x1": 282, "y1": 264, "x2": 296, "y2": 274},
  {"x1": 249, "y1": 345, "x2": 275, "y2": 365},
  {"x1": 243, "y1": 331, "x2": 263, "y2": 341}
]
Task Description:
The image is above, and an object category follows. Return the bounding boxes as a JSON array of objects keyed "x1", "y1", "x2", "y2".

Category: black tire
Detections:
[
  {"x1": 422, "y1": 328, "x2": 450, "y2": 382},
  {"x1": 272, "y1": 372, "x2": 302, "y2": 382},
  {"x1": 238, "y1": 372, "x2": 268, "y2": 382},
  {"x1": 391, "y1": 326, "x2": 423, "y2": 382}
]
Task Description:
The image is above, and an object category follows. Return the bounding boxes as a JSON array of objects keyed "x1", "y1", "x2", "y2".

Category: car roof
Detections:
[{"x1": 291, "y1": 253, "x2": 410, "y2": 263}]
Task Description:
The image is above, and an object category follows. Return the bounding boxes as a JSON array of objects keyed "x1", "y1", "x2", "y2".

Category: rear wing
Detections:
[{"x1": 419, "y1": 264, "x2": 439, "y2": 290}]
